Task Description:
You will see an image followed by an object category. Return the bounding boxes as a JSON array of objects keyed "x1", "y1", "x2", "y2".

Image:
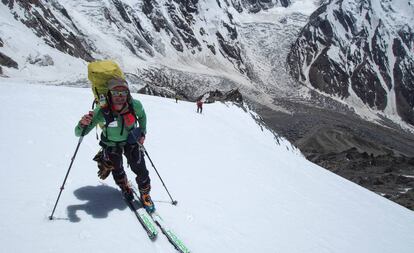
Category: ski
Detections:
[
  {"x1": 124, "y1": 197, "x2": 158, "y2": 240},
  {"x1": 131, "y1": 187, "x2": 190, "y2": 253},
  {"x1": 150, "y1": 211, "x2": 191, "y2": 253}
]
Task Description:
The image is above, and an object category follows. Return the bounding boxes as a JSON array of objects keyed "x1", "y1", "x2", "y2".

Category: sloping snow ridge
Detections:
[{"x1": 0, "y1": 80, "x2": 413, "y2": 253}]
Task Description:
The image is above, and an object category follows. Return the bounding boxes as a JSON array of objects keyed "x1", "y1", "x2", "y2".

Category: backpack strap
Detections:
[
  {"x1": 120, "y1": 114, "x2": 125, "y2": 136},
  {"x1": 90, "y1": 99, "x2": 99, "y2": 140},
  {"x1": 127, "y1": 95, "x2": 138, "y2": 125},
  {"x1": 93, "y1": 89, "x2": 114, "y2": 139}
]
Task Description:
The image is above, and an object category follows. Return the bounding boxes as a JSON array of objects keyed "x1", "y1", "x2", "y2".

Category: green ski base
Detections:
[{"x1": 126, "y1": 198, "x2": 158, "y2": 240}]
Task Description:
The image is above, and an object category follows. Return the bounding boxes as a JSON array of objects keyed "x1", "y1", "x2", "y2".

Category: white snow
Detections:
[
  {"x1": 0, "y1": 80, "x2": 413, "y2": 253},
  {"x1": 235, "y1": 0, "x2": 318, "y2": 24}
]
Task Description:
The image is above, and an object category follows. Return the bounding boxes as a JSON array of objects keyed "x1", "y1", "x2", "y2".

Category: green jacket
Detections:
[{"x1": 75, "y1": 99, "x2": 147, "y2": 146}]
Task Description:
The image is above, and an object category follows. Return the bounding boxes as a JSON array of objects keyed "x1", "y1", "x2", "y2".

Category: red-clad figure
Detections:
[{"x1": 196, "y1": 100, "x2": 203, "y2": 113}]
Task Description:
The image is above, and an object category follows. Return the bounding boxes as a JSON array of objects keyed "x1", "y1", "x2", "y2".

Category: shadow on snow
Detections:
[{"x1": 67, "y1": 184, "x2": 127, "y2": 222}]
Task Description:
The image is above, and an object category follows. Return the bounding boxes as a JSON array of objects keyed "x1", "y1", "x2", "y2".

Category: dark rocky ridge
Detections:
[
  {"x1": 0, "y1": 51, "x2": 18, "y2": 69},
  {"x1": 254, "y1": 98, "x2": 414, "y2": 210},
  {"x1": 201, "y1": 89, "x2": 243, "y2": 104},
  {"x1": 135, "y1": 67, "x2": 243, "y2": 104},
  {"x1": 313, "y1": 148, "x2": 414, "y2": 210},
  {"x1": 237, "y1": 0, "x2": 291, "y2": 13}
]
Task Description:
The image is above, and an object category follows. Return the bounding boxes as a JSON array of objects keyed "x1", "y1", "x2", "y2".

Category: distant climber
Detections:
[{"x1": 196, "y1": 99, "x2": 203, "y2": 113}]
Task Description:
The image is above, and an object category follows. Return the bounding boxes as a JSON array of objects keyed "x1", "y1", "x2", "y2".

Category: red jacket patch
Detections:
[{"x1": 123, "y1": 113, "x2": 135, "y2": 127}]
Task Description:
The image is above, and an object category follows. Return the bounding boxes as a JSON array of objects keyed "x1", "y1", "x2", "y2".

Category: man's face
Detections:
[{"x1": 110, "y1": 86, "x2": 128, "y2": 105}]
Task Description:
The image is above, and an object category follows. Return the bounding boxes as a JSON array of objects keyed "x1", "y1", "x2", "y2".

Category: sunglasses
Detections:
[{"x1": 110, "y1": 90, "x2": 129, "y2": 96}]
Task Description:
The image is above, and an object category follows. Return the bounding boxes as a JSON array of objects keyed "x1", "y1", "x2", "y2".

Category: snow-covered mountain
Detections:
[
  {"x1": 2, "y1": 0, "x2": 414, "y2": 129},
  {"x1": 288, "y1": 0, "x2": 414, "y2": 125},
  {"x1": 0, "y1": 0, "x2": 272, "y2": 77},
  {"x1": 2, "y1": 0, "x2": 414, "y2": 127},
  {"x1": 0, "y1": 0, "x2": 314, "y2": 100},
  {"x1": 1, "y1": 80, "x2": 414, "y2": 253}
]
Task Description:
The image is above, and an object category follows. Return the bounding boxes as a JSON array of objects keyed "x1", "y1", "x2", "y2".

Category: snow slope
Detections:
[{"x1": 0, "y1": 80, "x2": 413, "y2": 253}]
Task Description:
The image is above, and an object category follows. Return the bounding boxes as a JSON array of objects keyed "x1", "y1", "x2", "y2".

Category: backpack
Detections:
[
  {"x1": 87, "y1": 60, "x2": 138, "y2": 139},
  {"x1": 88, "y1": 60, "x2": 125, "y2": 102}
]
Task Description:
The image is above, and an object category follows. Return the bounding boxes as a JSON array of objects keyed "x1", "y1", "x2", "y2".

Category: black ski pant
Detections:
[{"x1": 102, "y1": 143, "x2": 151, "y2": 194}]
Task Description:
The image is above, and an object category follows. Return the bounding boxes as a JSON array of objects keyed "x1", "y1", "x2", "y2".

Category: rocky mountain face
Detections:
[
  {"x1": 313, "y1": 147, "x2": 414, "y2": 210},
  {"x1": 0, "y1": 0, "x2": 291, "y2": 78},
  {"x1": 236, "y1": 0, "x2": 291, "y2": 12},
  {"x1": 288, "y1": 0, "x2": 414, "y2": 125},
  {"x1": 1, "y1": 0, "x2": 94, "y2": 61},
  {"x1": 0, "y1": 0, "x2": 297, "y2": 100},
  {"x1": 0, "y1": 35, "x2": 17, "y2": 73}
]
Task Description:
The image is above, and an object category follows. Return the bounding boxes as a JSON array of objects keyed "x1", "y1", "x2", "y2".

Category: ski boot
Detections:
[
  {"x1": 120, "y1": 184, "x2": 134, "y2": 202},
  {"x1": 122, "y1": 188, "x2": 134, "y2": 202},
  {"x1": 140, "y1": 193, "x2": 155, "y2": 213}
]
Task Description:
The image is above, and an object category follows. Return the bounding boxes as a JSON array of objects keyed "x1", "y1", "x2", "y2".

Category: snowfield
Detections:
[{"x1": 0, "y1": 80, "x2": 413, "y2": 253}]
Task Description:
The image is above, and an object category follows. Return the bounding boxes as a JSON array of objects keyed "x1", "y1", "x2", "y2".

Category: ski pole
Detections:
[
  {"x1": 49, "y1": 128, "x2": 87, "y2": 220},
  {"x1": 139, "y1": 144, "x2": 178, "y2": 206}
]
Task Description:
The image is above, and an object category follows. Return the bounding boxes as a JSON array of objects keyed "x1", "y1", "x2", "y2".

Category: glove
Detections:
[
  {"x1": 97, "y1": 160, "x2": 114, "y2": 180},
  {"x1": 93, "y1": 150, "x2": 114, "y2": 180},
  {"x1": 127, "y1": 127, "x2": 144, "y2": 144},
  {"x1": 79, "y1": 111, "x2": 94, "y2": 128}
]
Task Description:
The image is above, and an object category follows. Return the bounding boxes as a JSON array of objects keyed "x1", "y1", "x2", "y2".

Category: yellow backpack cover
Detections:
[{"x1": 87, "y1": 60, "x2": 125, "y2": 101}]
